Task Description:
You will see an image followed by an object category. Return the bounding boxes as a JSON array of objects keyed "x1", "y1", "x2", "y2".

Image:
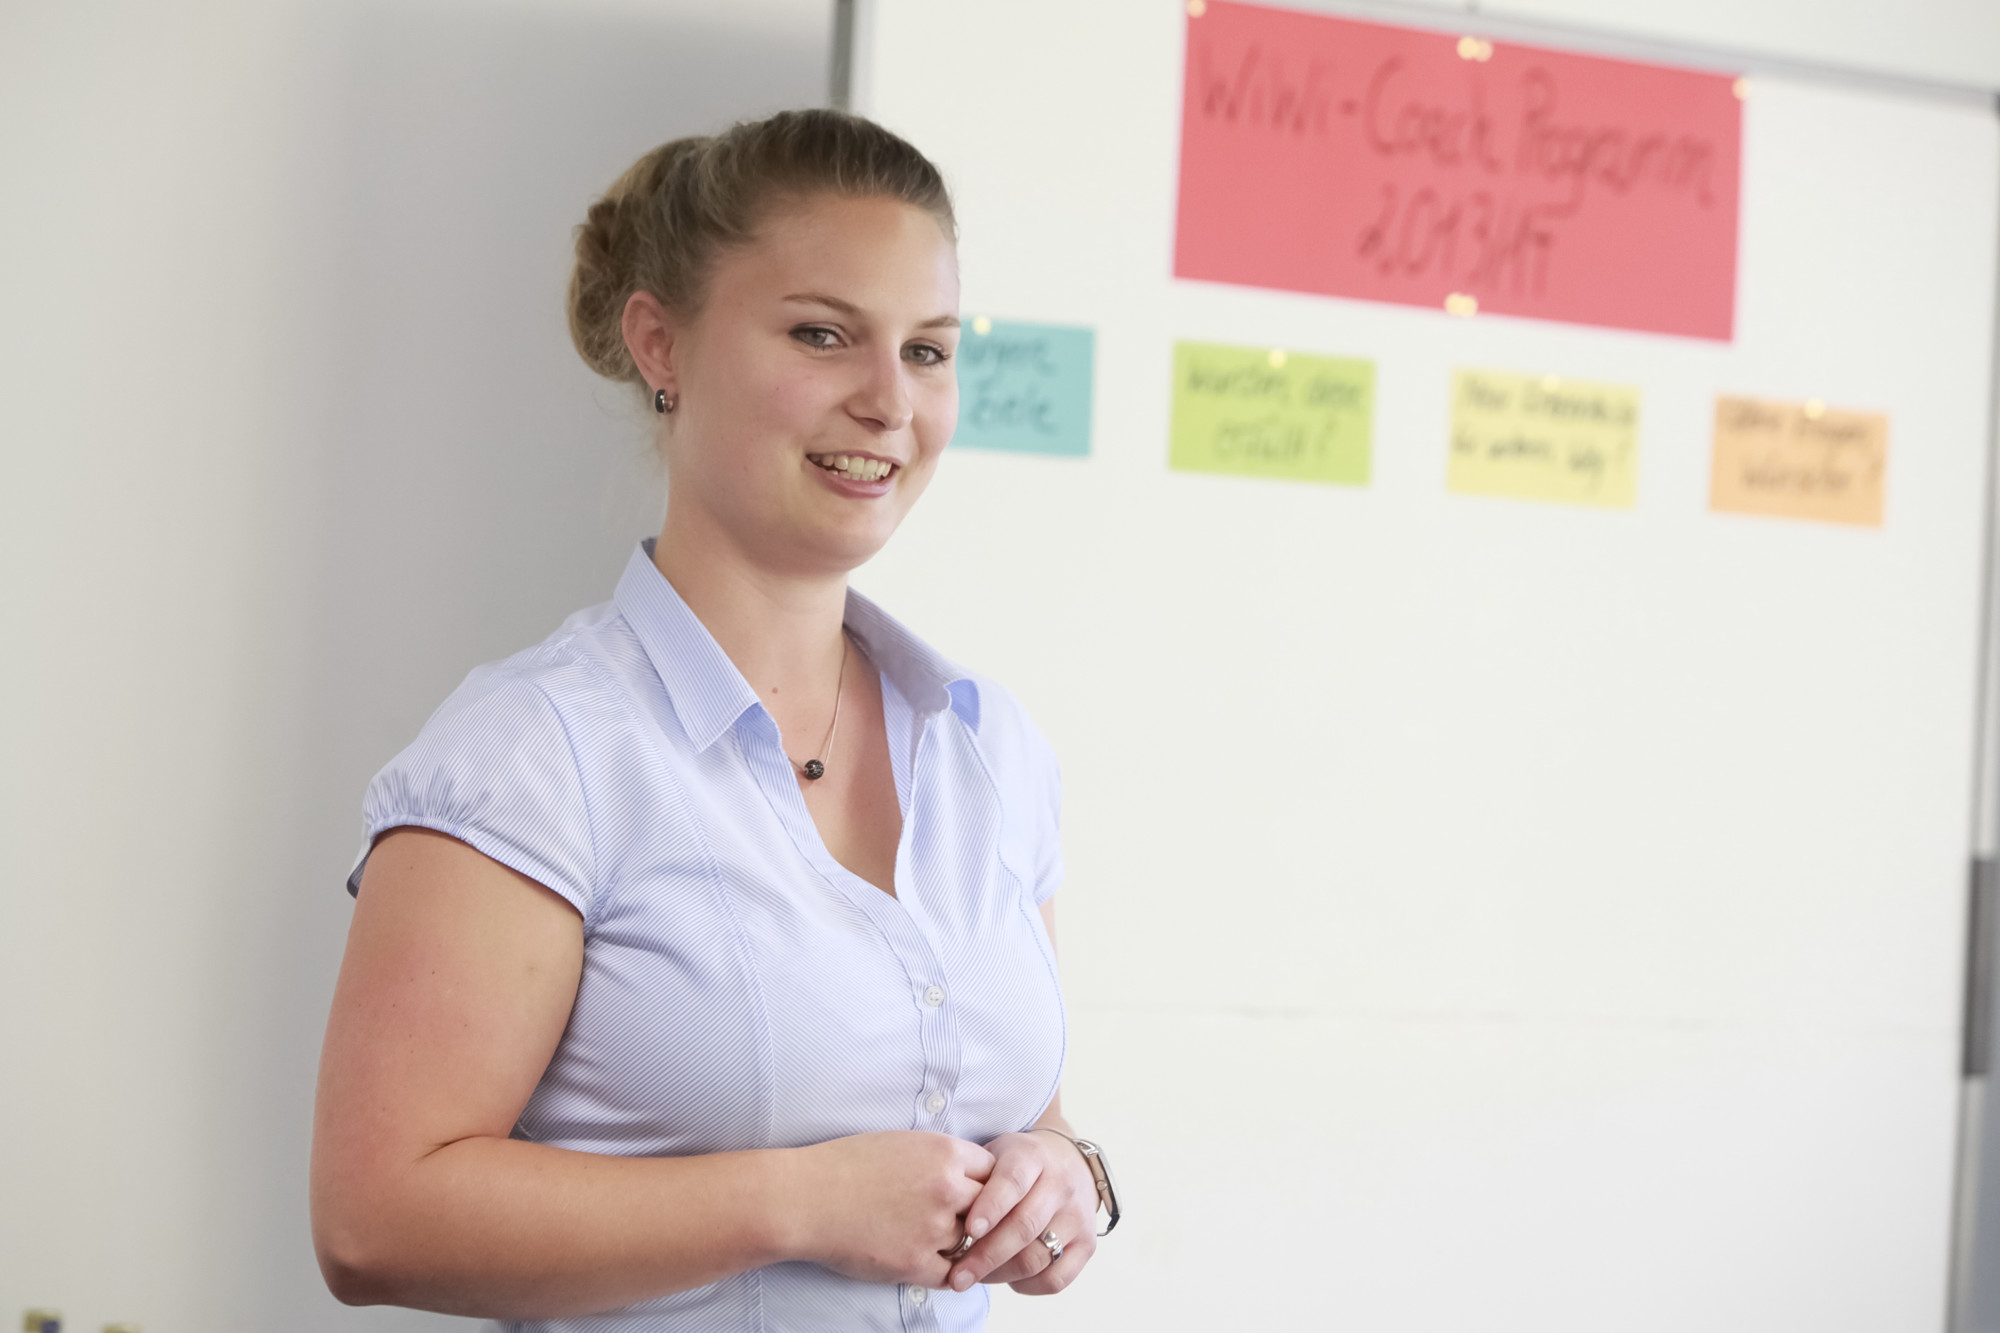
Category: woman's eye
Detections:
[
  {"x1": 905, "y1": 342, "x2": 951, "y2": 366},
  {"x1": 793, "y1": 326, "x2": 841, "y2": 349}
]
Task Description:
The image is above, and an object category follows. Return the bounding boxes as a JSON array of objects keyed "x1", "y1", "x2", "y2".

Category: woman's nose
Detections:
[{"x1": 849, "y1": 351, "x2": 914, "y2": 433}]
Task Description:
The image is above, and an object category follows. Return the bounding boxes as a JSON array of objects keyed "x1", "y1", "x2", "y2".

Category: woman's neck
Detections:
[{"x1": 649, "y1": 508, "x2": 851, "y2": 707}]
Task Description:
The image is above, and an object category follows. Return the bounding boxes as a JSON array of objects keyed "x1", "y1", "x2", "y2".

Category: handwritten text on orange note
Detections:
[{"x1": 1709, "y1": 396, "x2": 1887, "y2": 527}]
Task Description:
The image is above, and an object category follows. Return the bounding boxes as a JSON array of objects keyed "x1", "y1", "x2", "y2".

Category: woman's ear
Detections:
[{"x1": 622, "y1": 290, "x2": 678, "y2": 401}]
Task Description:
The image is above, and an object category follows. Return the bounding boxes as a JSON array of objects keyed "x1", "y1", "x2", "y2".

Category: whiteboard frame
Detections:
[
  {"x1": 1953, "y1": 123, "x2": 2000, "y2": 1333},
  {"x1": 1189, "y1": 0, "x2": 1999, "y2": 107}
]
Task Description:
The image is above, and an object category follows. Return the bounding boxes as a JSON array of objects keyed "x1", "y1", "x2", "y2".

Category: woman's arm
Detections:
[{"x1": 311, "y1": 828, "x2": 992, "y2": 1319}]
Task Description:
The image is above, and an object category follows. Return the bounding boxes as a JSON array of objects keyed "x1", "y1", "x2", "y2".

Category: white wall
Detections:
[{"x1": 0, "y1": 1, "x2": 826, "y2": 1328}]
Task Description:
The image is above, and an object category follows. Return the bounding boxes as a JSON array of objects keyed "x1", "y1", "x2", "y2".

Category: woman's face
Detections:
[{"x1": 661, "y1": 193, "x2": 960, "y2": 576}]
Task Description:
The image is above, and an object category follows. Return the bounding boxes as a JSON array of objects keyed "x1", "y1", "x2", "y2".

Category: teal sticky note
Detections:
[{"x1": 952, "y1": 318, "x2": 1094, "y2": 457}]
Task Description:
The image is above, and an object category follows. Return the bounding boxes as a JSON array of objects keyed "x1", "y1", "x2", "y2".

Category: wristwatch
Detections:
[
  {"x1": 1036, "y1": 1128, "x2": 1121, "y2": 1236},
  {"x1": 1072, "y1": 1137, "x2": 1121, "y2": 1236}
]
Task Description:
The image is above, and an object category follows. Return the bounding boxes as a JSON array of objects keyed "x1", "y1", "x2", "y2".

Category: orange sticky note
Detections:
[{"x1": 1709, "y1": 396, "x2": 1888, "y2": 527}]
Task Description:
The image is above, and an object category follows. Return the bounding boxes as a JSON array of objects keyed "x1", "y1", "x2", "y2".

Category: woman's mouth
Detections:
[{"x1": 807, "y1": 453, "x2": 897, "y2": 483}]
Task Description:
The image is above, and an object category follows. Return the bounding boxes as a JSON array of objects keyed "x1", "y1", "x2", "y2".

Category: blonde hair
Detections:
[{"x1": 567, "y1": 108, "x2": 957, "y2": 388}]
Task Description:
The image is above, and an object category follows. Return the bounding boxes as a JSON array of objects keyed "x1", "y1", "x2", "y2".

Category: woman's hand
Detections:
[
  {"x1": 942, "y1": 1128, "x2": 1099, "y2": 1296},
  {"x1": 791, "y1": 1131, "x2": 996, "y2": 1289}
]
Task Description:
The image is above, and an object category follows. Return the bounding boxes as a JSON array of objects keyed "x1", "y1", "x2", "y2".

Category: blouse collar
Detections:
[{"x1": 613, "y1": 539, "x2": 978, "y2": 754}]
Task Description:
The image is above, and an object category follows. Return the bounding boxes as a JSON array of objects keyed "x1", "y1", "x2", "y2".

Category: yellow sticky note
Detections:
[
  {"x1": 1448, "y1": 369, "x2": 1640, "y2": 508},
  {"x1": 1709, "y1": 396, "x2": 1887, "y2": 527},
  {"x1": 1170, "y1": 341, "x2": 1373, "y2": 486}
]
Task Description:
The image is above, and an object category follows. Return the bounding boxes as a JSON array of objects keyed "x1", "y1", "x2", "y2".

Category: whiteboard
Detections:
[{"x1": 853, "y1": 1, "x2": 1999, "y2": 1329}]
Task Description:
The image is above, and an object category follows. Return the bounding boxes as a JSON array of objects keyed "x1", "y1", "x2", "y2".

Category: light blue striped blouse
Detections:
[{"x1": 350, "y1": 541, "x2": 1068, "y2": 1333}]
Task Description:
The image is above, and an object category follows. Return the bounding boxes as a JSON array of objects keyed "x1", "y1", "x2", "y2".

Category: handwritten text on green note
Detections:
[{"x1": 1169, "y1": 341, "x2": 1374, "y2": 485}]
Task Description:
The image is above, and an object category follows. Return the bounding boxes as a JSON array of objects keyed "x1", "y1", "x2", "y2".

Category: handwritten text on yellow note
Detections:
[
  {"x1": 1709, "y1": 396, "x2": 1887, "y2": 527},
  {"x1": 1170, "y1": 341, "x2": 1374, "y2": 486},
  {"x1": 1448, "y1": 369, "x2": 1640, "y2": 508}
]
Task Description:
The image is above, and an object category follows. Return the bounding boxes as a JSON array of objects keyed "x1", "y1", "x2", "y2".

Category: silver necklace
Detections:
[{"x1": 790, "y1": 633, "x2": 849, "y2": 781}]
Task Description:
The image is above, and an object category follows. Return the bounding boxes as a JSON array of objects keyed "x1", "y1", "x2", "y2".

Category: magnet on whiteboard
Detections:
[
  {"x1": 1456, "y1": 36, "x2": 1493, "y2": 62},
  {"x1": 1268, "y1": 348, "x2": 1287, "y2": 368},
  {"x1": 1187, "y1": 0, "x2": 1206, "y2": 15},
  {"x1": 972, "y1": 315, "x2": 992, "y2": 336},
  {"x1": 1445, "y1": 293, "x2": 1478, "y2": 317},
  {"x1": 1733, "y1": 77, "x2": 1751, "y2": 99}
]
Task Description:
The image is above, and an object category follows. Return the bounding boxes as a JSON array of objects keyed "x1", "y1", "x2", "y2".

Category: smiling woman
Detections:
[{"x1": 308, "y1": 109, "x2": 1111, "y2": 1333}]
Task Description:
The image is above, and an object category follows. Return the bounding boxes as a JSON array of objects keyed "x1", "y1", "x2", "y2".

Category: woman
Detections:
[{"x1": 309, "y1": 110, "x2": 1109, "y2": 1331}]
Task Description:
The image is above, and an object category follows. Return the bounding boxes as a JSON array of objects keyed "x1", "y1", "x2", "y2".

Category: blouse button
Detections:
[
  {"x1": 924, "y1": 985, "x2": 946, "y2": 1007},
  {"x1": 909, "y1": 1287, "x2": 929, "y2": 1305},
  {"x1": 925, "y1": 1092, "x2": 947, "y2": 1115}
]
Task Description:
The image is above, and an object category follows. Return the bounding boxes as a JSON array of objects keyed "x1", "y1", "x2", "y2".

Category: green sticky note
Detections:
[
  {"x1": 1169, "y1": 341, "x2": 1374, "y2": 485},
  {"x1": 952, "y1": 318, "x2": 1093, "y2": 457}
]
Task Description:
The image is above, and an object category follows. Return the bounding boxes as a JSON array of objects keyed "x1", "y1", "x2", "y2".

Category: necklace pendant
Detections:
[{"x1": 802, "y1": 759, "x2": 825, "y2": 780}]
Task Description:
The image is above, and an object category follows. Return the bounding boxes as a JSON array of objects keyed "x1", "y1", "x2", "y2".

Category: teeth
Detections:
[{"x1": 815, "y1": 454, "x2": 893, "y2": 481}]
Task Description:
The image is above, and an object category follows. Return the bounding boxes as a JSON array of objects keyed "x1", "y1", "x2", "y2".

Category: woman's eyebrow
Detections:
[
  {"x1": 782, "y1": 291, "x2": 859, "y2": 314},
  {"x1": 782, "y1": 292, "x2": 960, "y2": 331}
]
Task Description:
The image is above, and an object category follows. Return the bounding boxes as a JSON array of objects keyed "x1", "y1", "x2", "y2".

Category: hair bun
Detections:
[{"x1": 567, "y1": 184, "x2": 647, "y2": 384}]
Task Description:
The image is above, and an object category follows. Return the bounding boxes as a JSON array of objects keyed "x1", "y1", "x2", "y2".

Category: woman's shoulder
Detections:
[
  {"x1": 436, "y1": 597, "x2": 653, "y2": 723},
  {"x1": 940, "y1": 669, "x2": 1065, "y2": 901},
  {"x1": 951, "y1": 669, "x2": 1049, "y2": 754},
  {"x1": 846, "y1": 588, "x2": 1059, "y2": 789},
  {"x1": 932, "y1": 668, "x2": 1062, "y2": 822},
  {"x1": 372, "y1": 598, "x2": 659, "y2": 816}
]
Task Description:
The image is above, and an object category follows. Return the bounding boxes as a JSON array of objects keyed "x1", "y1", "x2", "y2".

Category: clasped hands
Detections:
[{"x1": 798, "y1": 1127, "x2": 1099, "y2": 1296}]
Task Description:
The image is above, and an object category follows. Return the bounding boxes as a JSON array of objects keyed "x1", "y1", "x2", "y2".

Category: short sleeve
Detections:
[{"x1": 349, "y1": 665, "x2": 595, "y2": 920}]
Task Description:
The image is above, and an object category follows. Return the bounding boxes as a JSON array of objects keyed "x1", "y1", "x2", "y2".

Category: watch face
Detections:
[
  {"x1": 1091, "y1": 1143, "x2": 1116, "y2": 1196},
  {"x1": 1075, "y1": 1138, "x2": 1119, "y2": 1231}
]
